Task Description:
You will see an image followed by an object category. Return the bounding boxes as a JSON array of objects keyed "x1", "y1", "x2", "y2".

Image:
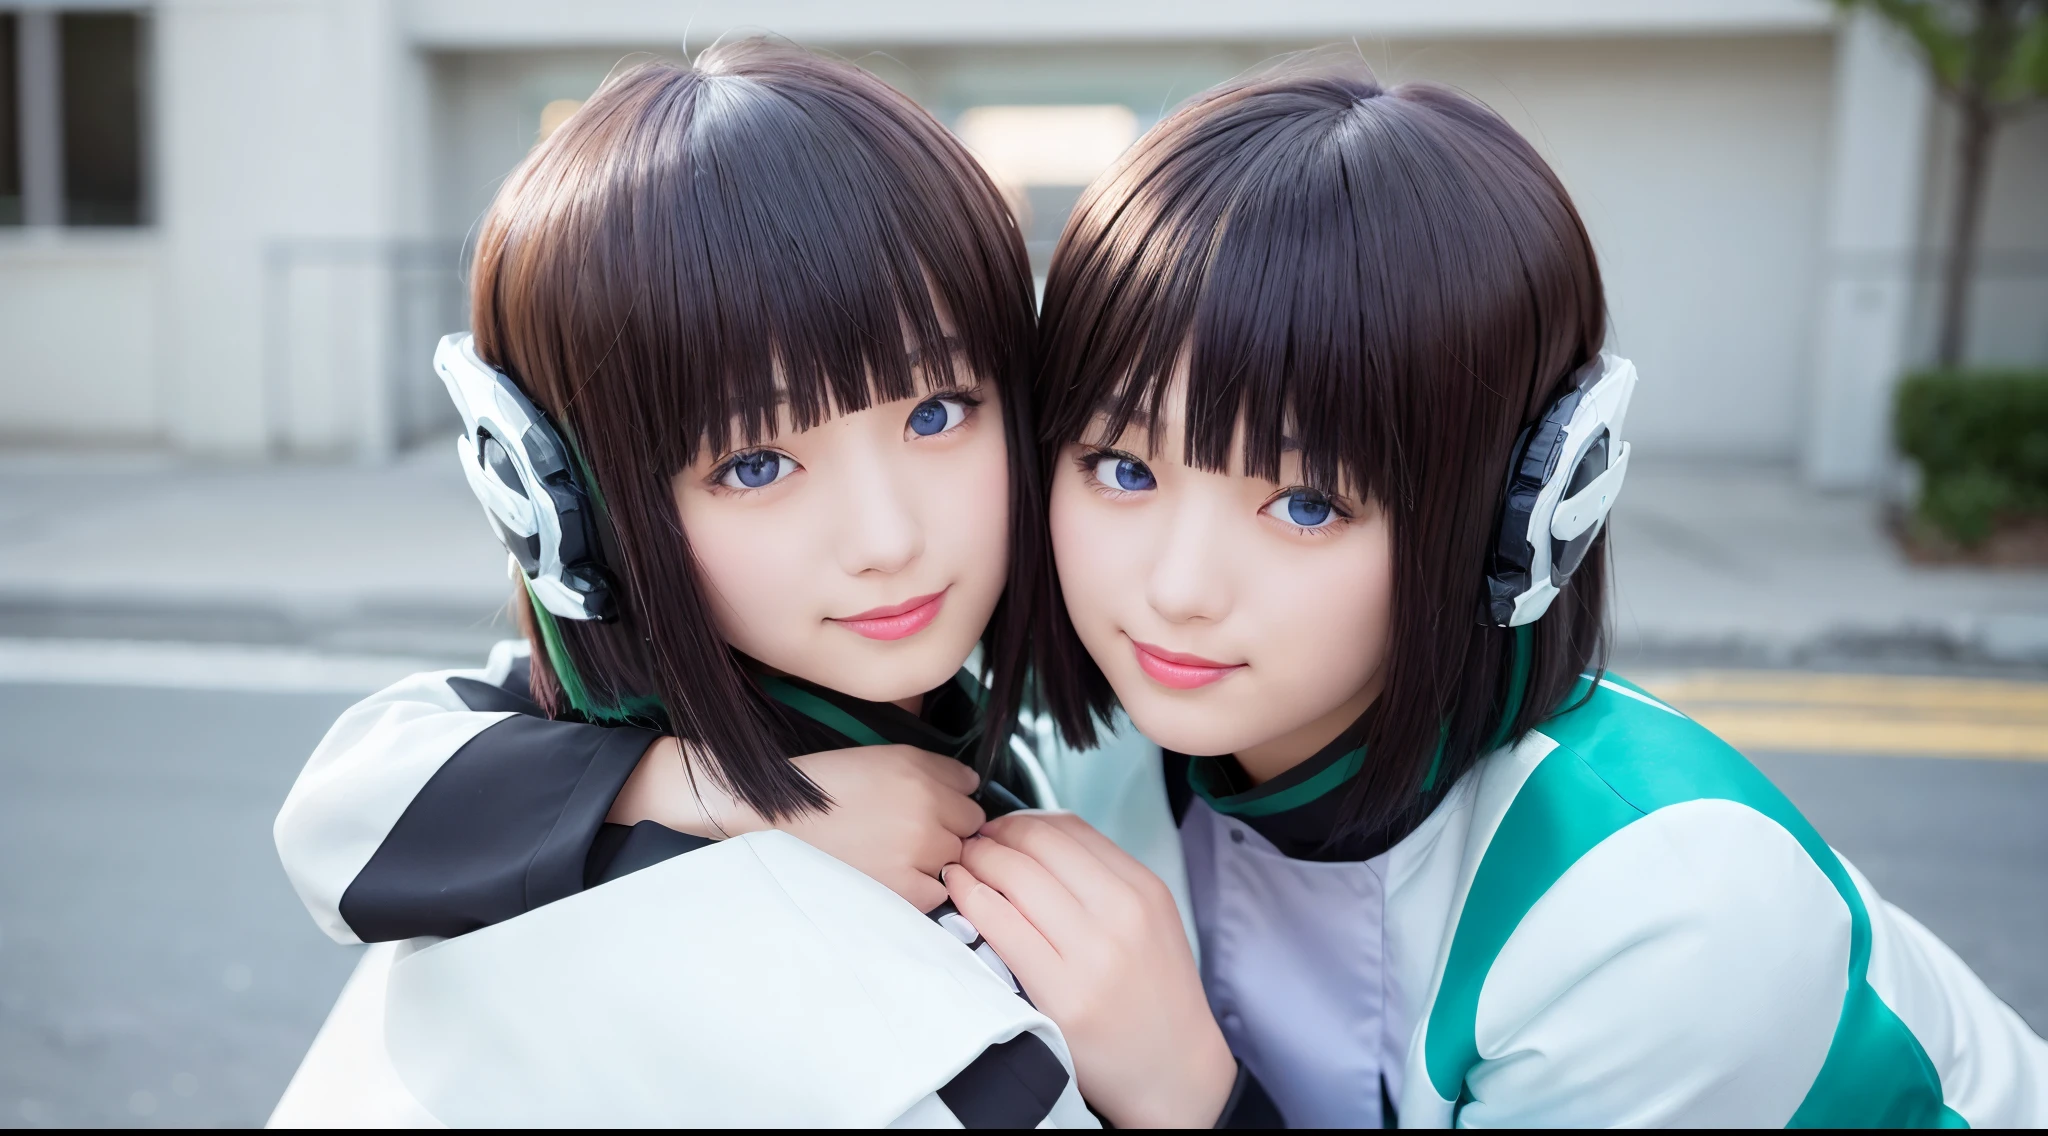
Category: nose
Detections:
[
  {"x1": 832, "y1": 439, "x2": 924, "y2": 577},
  {"x1": 1144, "y1": 491, "x2": 1232, "y2": 625}
]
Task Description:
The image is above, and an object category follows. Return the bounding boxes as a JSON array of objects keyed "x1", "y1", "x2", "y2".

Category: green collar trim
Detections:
[
  {"x1": 1189, "y1": 745, "x2": 1367, "y2": 818},
  {"x1": 759, "y1": 676, "x2": 891, "y2": 747}
]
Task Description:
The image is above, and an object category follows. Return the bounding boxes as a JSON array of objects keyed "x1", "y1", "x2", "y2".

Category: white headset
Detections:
[
  {"x1": 1483, "y1": 353, "x2": 1636, "y2": 627},
  {"x1": 434, "y1": 333, "x2": 617, "y2": 622}
]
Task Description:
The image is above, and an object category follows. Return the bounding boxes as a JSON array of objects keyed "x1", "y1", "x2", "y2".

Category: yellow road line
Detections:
[
  {"x1": 1634, "y1": 671, "x2": 2048, "y2": 763},
  {"x1": 1644, "y1": 672, "x2": 2048, "y2": 715}
]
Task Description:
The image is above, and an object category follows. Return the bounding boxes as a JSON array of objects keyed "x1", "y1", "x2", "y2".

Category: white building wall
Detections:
[
  {"x1": 0, "y1": 236, "x2": 159, "y2": 443},
  {"x1": 1374, "y1": 35, "x2": 1835, "y2": 461},
  {"x1": 432, "y1": 33, "x2": 1838, "y2": 462},
  {"x1": 0, "y1": 0, "x2": 2040, "y2": 478},
  {"x1": 153, "y1": 0, "x2": 433, "y2": 458}
]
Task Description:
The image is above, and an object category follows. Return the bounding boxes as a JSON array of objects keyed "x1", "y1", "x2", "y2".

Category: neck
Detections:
[
  {"x1": 1232, "y1": 671, "x2": 1383, "y2": 786},
  {"x1": 892, "y1": 694, "x2": 924, "y2": 716}
]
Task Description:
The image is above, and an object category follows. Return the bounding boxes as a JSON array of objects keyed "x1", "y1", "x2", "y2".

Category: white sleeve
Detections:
[
  {"x1": 1458, "y1": 798, "x2": 1851, "y2": 1127},
  {"x1": 1846, "y1": 856, "x2": 2048, "y2": 1127},
  {"x1": 272, "y1": 641, "x2": 523, "y2": 944},
  {"x1": 277, "y1": 833, "x2": 1094, "y2": 1128}
]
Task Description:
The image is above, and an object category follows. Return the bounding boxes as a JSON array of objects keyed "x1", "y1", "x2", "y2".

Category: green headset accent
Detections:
[
  {"x1": 1485, "y1": 622, "x2": 1535, "y2": 753},
  {"x1": 520, "y1": 425, "x2": 663, "y2": 725},
  {"x1": 1421, "y1": 622, "x2": 1534, "y2": 791},
  {"x1": 524, "y1": 577, "x2": 664, "y2": 724}
]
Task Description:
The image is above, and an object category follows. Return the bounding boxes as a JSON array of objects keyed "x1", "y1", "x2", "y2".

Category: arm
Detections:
[
  {"x1": 276, "y1": 641, "x2": 985, "y2": 943},
  {"x1": 273, "y1": 640, "x2": 662, "y2": 944}
]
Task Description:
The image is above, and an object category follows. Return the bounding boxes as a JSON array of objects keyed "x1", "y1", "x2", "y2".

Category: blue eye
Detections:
[
  {"x1": 1263, "y1": 489, "x2": 1339, "y2": 529},
  {"x1": 908, "y1": 397, "x2": 966, "y2": 437},
  {"x1": 1089, "y1": 453, "x2": 1155, "y2": 492},
  {"x1": 719, "y1": 450, "x2": 797, "y2": 490},
  {"x1": 1288, "y1": 492, "x2": 1332, "y2": 525}
]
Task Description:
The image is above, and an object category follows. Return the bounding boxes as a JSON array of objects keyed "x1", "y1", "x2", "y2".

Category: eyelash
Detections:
[
  {"x1": 909, "y1": 389, "x2": 983, "y2": 440},
  {"x1": 705, "y1": 449, "x2": 799, "y2": 496},
  {"x1": 705, "y1": 389, "x2": 985, "y2": 494},
  {"x1": 1077, "y1": 446, "x2": 1353, "y2": 535},
  {"x1": 1262, "y1": 488, "x2": 1354, "y2": 538},
  {"x1": 1075, "y1": 446, "x2": 1149, "y2": 501}
]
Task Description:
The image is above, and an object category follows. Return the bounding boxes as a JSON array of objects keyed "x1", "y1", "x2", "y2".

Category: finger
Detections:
[
  {"x1": 901, "y1": 870, "x2": 948, "y2": 914},
  {"x1": 912, "y1": 830, "x2": 965, "y2": 878},
  {"x1": 935, "y1": 788, "x2": 986, "y2": 839},
  {"x1": 1005, "y1": 811, "x2": 1163, "y2": 898},
  {"x1": 975, "y1": 815, "x2": 1131, "y2": 917},
  {"x1": 958, "y1": 834, "x2": 1094, "y2": 955},
  {"x1": 943, "y1": 862, "x2": 1062, "y2": 984},
  {"x1": 906, "y1": 748, "x2": 980, "y2": 795}
]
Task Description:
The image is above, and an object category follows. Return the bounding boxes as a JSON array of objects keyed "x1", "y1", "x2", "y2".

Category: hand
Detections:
[
  {"x1": 943, "y1": 813, "x2": 1236, "y2": 1128},
  {"x1": 610, "y1": 737, "x2": 984, "y2": 911}
]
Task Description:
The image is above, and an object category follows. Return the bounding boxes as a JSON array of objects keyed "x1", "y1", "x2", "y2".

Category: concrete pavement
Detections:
[{"x1": 1610, "y1": 460, "x2": 2048, "y2": 669}]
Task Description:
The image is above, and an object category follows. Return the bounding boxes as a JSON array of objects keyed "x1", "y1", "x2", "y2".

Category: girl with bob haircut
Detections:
[
  {"x1": 936, "y1": 60, "x2": 2048, "y2": 1128},
  {"x1": 275, "y1": 51, "x2": 2045, "y2": 1128},
  {"x1": 271, "y1": 41, "x2": 1191, "y2": 1128}
]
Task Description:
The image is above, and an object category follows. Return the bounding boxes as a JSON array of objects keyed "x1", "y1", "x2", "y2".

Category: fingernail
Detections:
[{"x1": 939, "y1": 865, "x2": 952, "y2": 886}]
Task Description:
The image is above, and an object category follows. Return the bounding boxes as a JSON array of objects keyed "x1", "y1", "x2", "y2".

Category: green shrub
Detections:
[{"x1": 1895, "y1": 369, "x2": 2048, "y2": 547}]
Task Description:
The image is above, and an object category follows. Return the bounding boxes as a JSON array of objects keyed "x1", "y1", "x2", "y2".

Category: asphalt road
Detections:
[{"x1": 1, "y1": 681, "x2": 2043, "y2": 1127}]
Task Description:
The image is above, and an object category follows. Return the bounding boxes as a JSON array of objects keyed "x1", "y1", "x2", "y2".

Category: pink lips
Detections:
[
  {"x1": 831, "y1": 588, "x2": 948, "y2": 641},
  {"x1": 1130, "y1": 637, "x2": 1245, "y2": 690}
]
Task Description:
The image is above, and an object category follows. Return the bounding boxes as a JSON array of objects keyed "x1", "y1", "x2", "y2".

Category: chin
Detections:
[
  {"x1": 803, "y1": 633, "x2": 976, "y2": 704},
  {"x1": 1116, "y1": 685, "x2": 1263, "y2": 758}
]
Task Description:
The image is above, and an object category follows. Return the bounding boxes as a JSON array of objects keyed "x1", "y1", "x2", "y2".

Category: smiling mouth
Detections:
[
  {"x1": 1129, "y1": 636, "x2": 1246, "y2": 690},
  {"x1": 831, "y1": 588, "x2": 949, "y2": 641}
]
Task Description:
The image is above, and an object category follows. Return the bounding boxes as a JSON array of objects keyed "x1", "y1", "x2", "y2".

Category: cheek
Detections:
[
  {"x1": 674, "y1": 495, "x2": 814, "y2": 648},
  {"x1": 1048, "y1": 474, "x2": 1125, "y2": 638},
  {"x1": 1249, "y1": 524, "x2": 1394, "y2": 693},
  {"x1": 952, "y1": 425, "x2": 1012, "y2": 573}
]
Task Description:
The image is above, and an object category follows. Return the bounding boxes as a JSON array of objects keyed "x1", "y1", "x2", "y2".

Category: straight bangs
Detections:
[
  {"x1": 1035, "y1": 61, "x2": 1608, "y2": 839},
  {"x1": 474, "y1": 41, "x2": 1038, "y2": 818}
]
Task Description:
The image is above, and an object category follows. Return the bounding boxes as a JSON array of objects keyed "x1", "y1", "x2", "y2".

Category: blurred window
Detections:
[
  {"x1": 955, "y1": 104, "x2": 1138, "y2": 274},
  {"x1": 1, "y1": 7, "x2": 147, "y2": 229},
  {"x1": 0, "y1": 13, "x2": 18, "y2": 225},
  {"x1": 60, "y1": 10, "x2": 144, "y2": 226}
]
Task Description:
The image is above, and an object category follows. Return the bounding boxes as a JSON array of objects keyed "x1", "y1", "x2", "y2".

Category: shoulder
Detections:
[{"x1": 1424, "y1": 675, "x2": 1860, "y2": 1125}]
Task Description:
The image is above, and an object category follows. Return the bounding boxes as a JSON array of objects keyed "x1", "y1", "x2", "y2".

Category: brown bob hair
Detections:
[
  {"x1": 1032, "y1": 62, "x2": 1609, "y2": 840},
  {"x1": 469, "y1": 41, "x2": 1039, "y2": 819}
]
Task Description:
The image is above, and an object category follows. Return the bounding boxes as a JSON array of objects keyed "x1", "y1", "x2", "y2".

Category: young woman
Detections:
[
  {"x1": 281, "y1": 53, "x2": 2044, "y2": 1129},
  {"x1": 938, "y1": 63, "x2": 2048, "y2": 1128},
  {"x1": 269, "y1": 41, "x2": 1211, "y2": 1128}
]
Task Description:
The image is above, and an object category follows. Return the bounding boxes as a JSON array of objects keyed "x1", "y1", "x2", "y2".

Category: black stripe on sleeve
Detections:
[
  {"x1": 935, "y1": 1031, "x2": 1070, "y2": 1129},
  {"x1": 1215, "y1": 1060, "x2": 1285, "y2": 1128},
  {"x1": 584, "y1": 820, "x2": 714, "y2": 888},
  {"x1": 336, "y1": 714, "x2": 657, "y2": 941}
]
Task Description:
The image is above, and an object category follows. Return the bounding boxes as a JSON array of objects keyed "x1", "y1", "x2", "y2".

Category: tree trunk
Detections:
[
  {"x1": 1936, "y1": 0, "x2": 2018, "y2": 369},
  {"x1": 1937, "y1": 95, "x2": 1994, "y2": 368}
]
